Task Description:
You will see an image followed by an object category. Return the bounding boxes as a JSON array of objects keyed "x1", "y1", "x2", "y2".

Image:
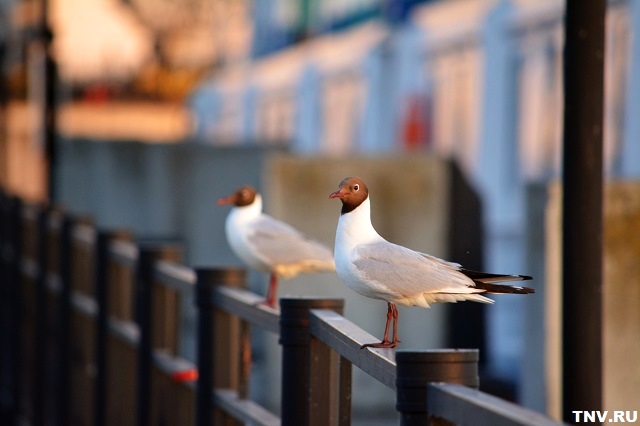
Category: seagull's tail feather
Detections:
[
  {"x1": 460, "y1": 268, "x2": 535, "y2": 294},
  {"x1": 473, "y1": 282, "x2": 535, "y2": 294}
]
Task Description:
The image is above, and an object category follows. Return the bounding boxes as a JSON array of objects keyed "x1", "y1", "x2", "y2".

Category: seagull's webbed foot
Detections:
[
  {"x1": 361, "y1": 340, "x2": 398, "y2": 349},
  {"x1": 253, "y1": 298, "x2": 278, "y2": 309}
]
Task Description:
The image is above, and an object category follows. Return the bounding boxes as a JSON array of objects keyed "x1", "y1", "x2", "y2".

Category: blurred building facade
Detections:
[{"x1": 188, "y1": 0, "x2": 640, "y2": 412}]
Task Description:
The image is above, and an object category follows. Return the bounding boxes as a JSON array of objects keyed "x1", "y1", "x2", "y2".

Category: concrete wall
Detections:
[
  {"x1": 522, "y1": 183, "x2": 548, "y2": 412},
  {"x1": 544, "y1": 182, "x2": 640, "y2": 419}
]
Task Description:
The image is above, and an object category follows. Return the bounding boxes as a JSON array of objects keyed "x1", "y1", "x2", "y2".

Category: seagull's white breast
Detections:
[
  {"x1": 225, "y1": 195, "x2": 270, "y2": 272},
  {"x1": 334, "y1": 197, "x2": 390, "y2": 300}
]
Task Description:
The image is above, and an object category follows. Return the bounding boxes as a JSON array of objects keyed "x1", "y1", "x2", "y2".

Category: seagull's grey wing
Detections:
[
  {"x1": 247, "y1": 215, "x2": 335, "y2": 266},
  {"x1": 352, "y1": 242, "x2": 474, "y2": 296}
]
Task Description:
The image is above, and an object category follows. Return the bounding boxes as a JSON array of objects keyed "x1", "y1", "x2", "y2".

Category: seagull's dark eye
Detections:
[{"x1": 353, "y1": 184, "x2": 359, "y2": 191}]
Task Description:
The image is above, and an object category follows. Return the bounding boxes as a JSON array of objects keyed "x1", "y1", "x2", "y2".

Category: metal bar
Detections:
[
  {"x1": 108, "y1": 317, "x2": 140, "y2": 347},
  {"x1": 151, "y1": 347, "x2": 198, "y2": 424},
  {"x1": 562, "y1": 0, "x2": 605, "y2": 420},
  {"x1": 71, "y1": 291, "x2": 98, "y2": 316},
  {"x1": 279, "y1": 298, "x2": 344, "y2": 426},
  {"x1": 338, "y1": 356, "x2": 352, "y2": 426},
  {"x1": 194, "y1": 268, "x2": 245, "y2": 426},
  {"x1": 94, "y1": 230, "x2": 131, "y2": 426},
  {"x1": 108, "y1": 239, "x2": 139, "y2": 268},
  {"x1": 136, "y1": 244, "x2": 182, "y2": 426},
  {"x1": 195, "y1": 269, "x2": 214, "y2": 426},
  {"x1": 309, "y1": 309, "x2": 396, "y2": 389},
  {"x1": 33, "y1": 208, "x2": 48, "y2": 426},
  {"x1": 308, "y1": 302, "x2": 345, "y2": 426},
  {"x1": 213, "y1": 389, "x2": 280, "y2": 426},
  {"x1": 151, "y1": 281, "x2": 178, "y2": 353},
  {"x1": 309, "y1": 336, "x2": 339, "y2": 426},
  {"x1": 0, "y1": 194, "x2": 9, "y2": 416},
  {"x1": 214, "y1": 286, "x2": 280, "y2": 333},
  {"x1": 212, "y1": 272, "x2": 245, "y2": 425},
  {"x1": 238, "y1": 320, "x2": 251, "y2": 400},
  {"x1": 44, "y1": 210, "x2": 63, "y2": 425},
  {"x1": 8, "y1": 196, "x2": 23, "y2": 424},
  {"x1": 427, "y1": 383, "x2": 562, "y2": 426},
  {"x1": 397, "y1": 350, "x2": 479, "y2": 426},
  {"x1": 56, "y1": 216, "x2": 73, "y2": 426},
  {"x1": 153, "y1": 260, "x2": 195, "y2": 292}
]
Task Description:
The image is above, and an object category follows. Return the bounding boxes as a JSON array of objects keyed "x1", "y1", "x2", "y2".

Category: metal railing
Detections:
[{"x1": 0, "y1": 191, "x2": 563, "y2": 425}]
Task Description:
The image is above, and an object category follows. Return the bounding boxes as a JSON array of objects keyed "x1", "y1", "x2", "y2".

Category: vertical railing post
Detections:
[
  {"x1": 33, "y1": 207, "x2": 48, "y2": 426},
  {"x1": 0, "y1": 193, "x2": 5, "y2": 419},
  {"x1": 136, "y1": 244, "x2": 183, "y2": 426},
  {"x1": 0, "y1": 194, "x2": 22, "y2": 423},
  {"x1": 194, "y1": 267, "x2": 246, "y2": 426},
  {"x1": 8, "y1": 196, "x2": 23, "y2": 424},
  {"x1": 562, "y1": 1, "x2": 605, "y2": 420},
  {"x1": 396, "y1": 349, "x2": 479, "y2": 425},
  {"x1": 279, "y1": 298, "x2": 344, "y2": 426},
  {"x1": 94, "y1": 229, "x2": 131, "y2": 426},
  {"x1": 0, "y1": 193, "x2": 7, "y2": 418},
  {"x1": 308, "y1": 307, "x2": 348, "y2": 426},
  {"x1": 56, "y1": 216, "x2": 73, "y2": 426}
]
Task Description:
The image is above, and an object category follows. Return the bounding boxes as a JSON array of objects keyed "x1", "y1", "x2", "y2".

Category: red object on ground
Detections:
[{"x1": 172, "y1": 369, "x2": 198, "y2": 382}]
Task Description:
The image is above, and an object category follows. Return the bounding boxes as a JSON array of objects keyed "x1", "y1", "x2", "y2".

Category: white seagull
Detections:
[
  {"x1": 329, "y1": 177, "x2": 534, "y2": 348},
  {"x1": 218, "y1": 186, "x2": 335, "y2": 306}
]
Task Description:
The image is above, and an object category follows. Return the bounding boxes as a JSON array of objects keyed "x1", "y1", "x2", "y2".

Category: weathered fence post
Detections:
[
  {"x1": 33, "y1": 207, "x2": 48, "y2": 426},
  {"x1": 308, "y1": 307, "x2": 349, "y2": 426},
  {"x1": 194, "y1": 267, "x2": 246, "y2": 426},
  {"x1": 0, "y1": 194, "x2": 7, "y2": 420},
  {"x1": 8, "y1": 196, "x2": 23, "y2": 424},
  {"x1": 279, "y1": 298, "x2": 344, "y2": 426},
  {"x1": 136, "y1": 244, "x2": 183, "y2": 426},
  {"x1": 94, "y1": 230, "x2": 132, "y2": 426},
  {"x1": 56, "y1": 215, "x2": 74, "y2": 426},
  {"x1": 40, "y1": 208, "x2": 61, "y2": 426},
  {"x1": 0, "y1": 194, "x2": 23, "y2": 423},
  {"x1": 395, "y1": 349, "x2": 479, "y2": 425}
]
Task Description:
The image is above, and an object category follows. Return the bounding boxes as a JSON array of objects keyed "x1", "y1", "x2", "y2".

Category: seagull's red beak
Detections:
[
  {"x1": 216, "y1": 195, "x2": 235, "y2": 206},
  {"x1": 329, "y1": 190, "x2": 343, "y2": 199}
]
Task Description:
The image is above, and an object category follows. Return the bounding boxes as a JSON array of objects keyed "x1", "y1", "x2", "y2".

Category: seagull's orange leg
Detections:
[
  {"x1": 361, "y1": 302, "x2": 399, "y2": 349},
  {"x1": 390, "y1": 303, "x2": 400, "y2": 345},
  {"x1": 265, "y1": 273, "x2": 278, "y2": 307}
]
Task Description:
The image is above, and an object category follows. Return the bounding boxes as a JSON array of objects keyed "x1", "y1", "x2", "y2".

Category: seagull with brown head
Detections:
[
  {"x1": 330, "y1": 177, "x2": 534, "y2": 349},
  {"x1": 218, "y1": 185, "x2": 336, "y2": 307}
]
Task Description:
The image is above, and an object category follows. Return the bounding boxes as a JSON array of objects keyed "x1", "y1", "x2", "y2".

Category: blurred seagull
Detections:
[
  {"x1": 218, "y1": 186, "x2": 335, "y2": 307},
  {"x1": 329, "y1": 177, "x2": 534, "y2": 349}
]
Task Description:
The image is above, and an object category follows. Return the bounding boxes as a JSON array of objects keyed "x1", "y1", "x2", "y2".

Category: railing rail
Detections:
[
  {"x1": 427, "y1": 383, "x2": 561, "y2": 426},
  {"x1": 0, "y1": 190, "x2": 564, "y2": 426},
  {"x1": 310, "y1": 309, "x2": 397, "y2": 389},
  {"x1": 214, "y1": 286, "x2": 280, "y2": 333},
  {"x1": 154, "y1": 259, "x2": 195, "y2": 291}
]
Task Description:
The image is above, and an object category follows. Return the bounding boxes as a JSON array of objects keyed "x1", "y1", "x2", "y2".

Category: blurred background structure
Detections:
[{"x1": 1, "y1": 0, "x2": 639, "y2": 422}]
